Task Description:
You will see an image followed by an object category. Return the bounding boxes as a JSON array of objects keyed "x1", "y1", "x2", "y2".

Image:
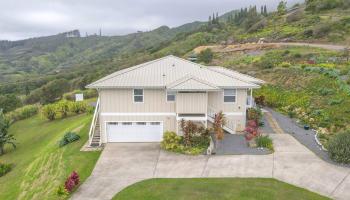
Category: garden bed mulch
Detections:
[
  {"x1": 264, "y1": 107, "x2": 350, "y2": 168},
  {"x1": 211, "y1": 134, "x2": 271, "y2": 155}
]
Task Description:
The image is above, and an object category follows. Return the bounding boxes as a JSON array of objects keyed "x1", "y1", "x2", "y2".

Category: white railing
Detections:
[
  {"x1": 88, "y1": 97, "x2": 100, "y2": 146},
  {"x1": 207, "y1": 106, "x2": 235, "y2": 134},
  {"x1": 246, "y1": 96, "x2": 256, "y2": 108}
]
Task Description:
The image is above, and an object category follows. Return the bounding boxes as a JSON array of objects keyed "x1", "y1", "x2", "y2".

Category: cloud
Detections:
[{"x1": 0, "y1": 0, "x2": 303, "y2": 40}]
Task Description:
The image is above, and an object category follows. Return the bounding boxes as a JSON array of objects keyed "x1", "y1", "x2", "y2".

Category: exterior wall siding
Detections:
[
  {"x1": 208, "y1": 89, "x2": 247, "y2": 131},
  {"x1": 100, "y1": 89, "x2": 175, "y2": 113},
  {"x1": 176, "y1": 92, "x2": 207, "y2": 114}
]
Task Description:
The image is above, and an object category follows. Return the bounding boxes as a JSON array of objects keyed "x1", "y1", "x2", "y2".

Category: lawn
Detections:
[
  {"x1": 113, "y1": 178, "x2": 329, "y2": 200},
  {"x1": 0, "y1": 113, "x2": 101, "y2": 200}
]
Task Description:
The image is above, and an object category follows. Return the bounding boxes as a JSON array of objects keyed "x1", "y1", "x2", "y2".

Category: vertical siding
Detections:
[
  {"x1": 208, "y1": 89, "x2": 247, "y2": 131},
  {"x1": 100, "y1": 89, "x2": 175, "y2": 113},
  {"x1": 176, "y1": 93, "x2": 207, "y2": 113}
]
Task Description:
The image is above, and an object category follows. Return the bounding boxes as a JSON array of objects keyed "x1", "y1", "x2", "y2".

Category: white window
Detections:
[
  {"x1": 136, "y1": 122, "x2": 146, "y2": 125},
  {"x1": 150, "y1": 122, "x2": 161, "y2": 125},
  {"x1": 166, "y1": 91, "x2": 176, "y2": 102},
  {"x1": 133, "y1": 89, "x2": 143, "y2": 103},
  {"x1": 224, "y1": 89, "x2": 236, "y2": 103},
  {"x1": 122, "y1": 122, "x2": 132, "y2": 125}
]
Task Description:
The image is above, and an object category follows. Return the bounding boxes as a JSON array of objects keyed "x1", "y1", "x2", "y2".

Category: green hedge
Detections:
[
  {"x1": 0, "y1": 163, "x2": 12, "y2": 177},
  {"x1": 42, "y1": 100, "x2": 90, "y2": 121},
  {"x1": 5, "y1": 105, "x2": 40, "y2": 124}
]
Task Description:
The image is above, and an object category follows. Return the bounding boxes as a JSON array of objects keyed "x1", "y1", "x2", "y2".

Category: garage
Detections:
[{"x1": 107, "y1": 121, "x2": 163, "y2": 142}]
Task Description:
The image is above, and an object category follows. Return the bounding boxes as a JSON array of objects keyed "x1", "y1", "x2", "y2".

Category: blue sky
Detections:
[{"x1": 0, "y1": 0, "x2": 303, "y2": 41}]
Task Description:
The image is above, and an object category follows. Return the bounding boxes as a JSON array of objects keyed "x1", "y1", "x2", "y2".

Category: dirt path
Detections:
[{"x1": 270, "y1": 42, "x2": 348, "y2": 51}]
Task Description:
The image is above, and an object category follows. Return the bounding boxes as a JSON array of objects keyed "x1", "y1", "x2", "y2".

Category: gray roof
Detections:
[
  {"x1": 208, "y1": 66, "x2": 265, "y2": 84},
  {"x1": 87, "y1": 55, "x2": 263, "y2": 90}
]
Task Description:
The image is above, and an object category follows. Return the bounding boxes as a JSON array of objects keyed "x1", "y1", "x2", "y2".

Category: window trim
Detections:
[
  {"x1": 223, "y1": 89, "x2": 237, "y2": 103},
  {"x1": 166, "y1": 90, "x2": 176, "y2": 102},
  {"x1": 133, "y1": 89, "x2": 144, "y2": 103}
]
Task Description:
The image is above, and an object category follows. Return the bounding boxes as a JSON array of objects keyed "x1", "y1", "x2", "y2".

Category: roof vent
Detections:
[
  {"x1": 172, "y1": 63, "x2": 175, "y2": 67},
  {"x1": 162, "y1": 74, "x2": 166, "y2": 77}
]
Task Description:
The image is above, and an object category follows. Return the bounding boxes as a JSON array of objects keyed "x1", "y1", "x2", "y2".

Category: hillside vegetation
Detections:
[{"x1": 0, "y1": 114, "x2": 100, "y2": 200}]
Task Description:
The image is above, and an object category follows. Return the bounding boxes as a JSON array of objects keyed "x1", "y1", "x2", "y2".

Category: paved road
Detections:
[
  {"x1": 72, "y1": 133, "x2": 350, "y2": 200},
  {"x1": 270, "y1": 42, "x2": 348, "y2": 51}
]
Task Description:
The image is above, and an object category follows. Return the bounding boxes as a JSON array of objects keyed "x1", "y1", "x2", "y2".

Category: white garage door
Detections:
[{"x1": 107, "y1": 122, "x2": 163, "y2": 142}]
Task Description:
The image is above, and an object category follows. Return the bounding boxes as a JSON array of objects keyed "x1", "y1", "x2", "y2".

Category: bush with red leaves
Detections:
[
  {"x1": 245, "y1": 120, "x2": 260, "y2": 141},
  {"x1": 64, "y1": 171, "x2": 80, "y2": 193}
]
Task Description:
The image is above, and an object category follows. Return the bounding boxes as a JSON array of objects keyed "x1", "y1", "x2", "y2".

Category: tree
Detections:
[
  {"x1": 264, "y1": 5, "x2": 268, "y2": 16},
  {"x1": 0, "y1": 94, "x2": 22, "y2": 113},
  {"x1": 0, "y1": 109, "x2": 16, "y2": 155},
  {"x1": 198, "y1": 48, "x2": 214, "y2": 64},
  {"x1": 40, "y1": 79, "x2": 70, "y2": 104},
  {"x1": 277, "y1": 1, "x2": 287, "y2": 15}
]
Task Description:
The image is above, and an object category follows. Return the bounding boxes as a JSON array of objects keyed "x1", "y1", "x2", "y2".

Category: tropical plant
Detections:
[
  {"x1": 255, "y1": 135, "x2": 274, "y2": 151},
  {"x1": 0, "y1": 110, "x2": 16, "y2": 155},
  {"x1": 245, "y1": 120, "x2": 260, "y2": 141},
  {"x1": 213, "y1": 111, "x2": 226, "y2": 140},
  {"x1": 5, "y1": 104, "x2": 39, "y2": 124},
  {"x1": 327, "y1": 130, "x2": 350, "y2": 164},
  {"x1": 160, "y1": 131, "x2": 182, "y2": 151},
  {"x1": 64, "y1": 171, "x2": 80, "y2": 193},
  {"x1": 0, "y1": 163, "x2": 12, "y2": 177},
  {"x1": 59, "y1": 132, "x2": 81, "y2": 147},
  {"x1": 180, "y1": 119, "x2": 199, "y2": 147},
  {"x1": 42, "y1": 104, "x2": 57, "y2": 120}
]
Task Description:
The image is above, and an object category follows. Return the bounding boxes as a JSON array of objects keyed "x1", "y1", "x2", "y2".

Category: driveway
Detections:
[{"x1": 71, "y1": 133, "x2": 350, "y2": 200}]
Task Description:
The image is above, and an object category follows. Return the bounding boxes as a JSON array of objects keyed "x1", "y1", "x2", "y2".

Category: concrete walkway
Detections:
[{"x1": 72, "y1": 132, "x2": 350, "y2": 200}]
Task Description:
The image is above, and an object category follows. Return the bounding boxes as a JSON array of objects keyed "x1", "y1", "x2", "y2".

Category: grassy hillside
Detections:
[{"x1": 0, "y1": 114, "x2": 100, "y2": 200}]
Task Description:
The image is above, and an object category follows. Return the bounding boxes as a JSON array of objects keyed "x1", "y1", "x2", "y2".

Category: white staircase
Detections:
[{"x1": 88, "y1": 98, "x2": 102, "y2": 147}]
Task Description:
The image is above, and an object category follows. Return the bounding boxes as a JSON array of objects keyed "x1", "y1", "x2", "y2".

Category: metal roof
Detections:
[
  {"x1": 87, "y1": 55, "x2": 262, "y2": 90},
  {"x1": 208, "y1": 66, "x2": 265, "y2": 84}
]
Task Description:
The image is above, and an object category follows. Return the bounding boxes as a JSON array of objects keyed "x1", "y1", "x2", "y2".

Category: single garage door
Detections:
[{"x1": 107, "y1": 122, "x2": 163, "y2": 142}]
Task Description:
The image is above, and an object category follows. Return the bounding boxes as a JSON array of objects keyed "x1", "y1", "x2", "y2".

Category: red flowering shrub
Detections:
[
  {"x1": 245, "y1": 120, "x2": 260, "y2": 140},
  {"x1": 64, "y1": 171, "x2": 80, "y2": 193}
]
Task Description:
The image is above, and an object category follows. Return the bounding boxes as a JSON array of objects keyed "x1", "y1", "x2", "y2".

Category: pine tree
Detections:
[{"x1": 264, "y1": 5, "x2": 267, "y2": 16}]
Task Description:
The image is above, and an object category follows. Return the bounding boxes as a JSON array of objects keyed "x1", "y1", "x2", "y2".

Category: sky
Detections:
[{"x1": 0, "y1": 0, "x2": 303, "y2": 41}]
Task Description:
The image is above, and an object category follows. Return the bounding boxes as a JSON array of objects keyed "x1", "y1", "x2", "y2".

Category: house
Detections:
[{"x1": 86, "y1": 55, "x2": 264, "y2": 146}]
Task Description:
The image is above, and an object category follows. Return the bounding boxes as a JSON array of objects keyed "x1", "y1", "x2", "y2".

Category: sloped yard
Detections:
[{"x1": 0, "y1": 114, "x2": 100, "y2": 200}]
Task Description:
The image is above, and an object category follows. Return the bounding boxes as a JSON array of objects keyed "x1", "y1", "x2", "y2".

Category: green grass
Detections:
[
  {"x1": 0, "y1": 114, "x2": 101, "y2": 200},
  {"x1": 113, "y1": 178, "x2": 329, "y2": 200}
]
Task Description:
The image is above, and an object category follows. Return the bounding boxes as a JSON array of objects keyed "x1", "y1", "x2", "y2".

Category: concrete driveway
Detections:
[{"x1": 72, "y1": 134, "x2": 350, "y2": 200}]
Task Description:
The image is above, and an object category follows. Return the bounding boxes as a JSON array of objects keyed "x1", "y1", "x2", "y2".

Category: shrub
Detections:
[
  {"x1": 64, "y1": 171, "x2": 80, "y2": 193},
  {"x1": 56, "y1": 185, "x2": 69, "y2": 196},
  {"x1": 278, "y1": 62, "x2": 292, "y2": 68},
  {"x1": 0, "y1": 163, "x2": 12, "y2": 177},
  {"x1": 198, "y1": 48, "x2": 213, "y2": 64},
  {"x1": 59, "y1": 132, "x2": 80, "y2": 147},
  {"x1": 255, "y1": 135, "x2": 274, "y2": 151},
  {"x1": 327, "y1": 131, "x2": 350, "y2": 164},
  {"x1": 56, "y1": 100, "x2": 71, "y2": 118},
  {"x1": 5, "y1": 104, "x2": 39, "y2": 124},
  {"x1": 318, "y1": 88, "x2": 334, "y2": 96},
  {"x1": 70, "y1": 102, "x2": 88, "y2": 114},
  {"x1": 161, "y1": 131, "x2": 182, "y2": 151},
  {"x1": 42, "y1": 104, "x2": 57, "y2": 120},
  {"x1": 247, "y1": 107, "x2": 262, "y2": 121}
]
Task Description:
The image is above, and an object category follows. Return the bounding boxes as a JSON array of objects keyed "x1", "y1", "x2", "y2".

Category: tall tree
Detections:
[
  {"x1": 264, "y1": 5, "x2": 268, "y2": 15},
  {"x1": 0, "y1": 109, "x2": 16, "y2": 155},
  {"x1": 277, "y1": 1, "x2": 287, "y2": 15}
]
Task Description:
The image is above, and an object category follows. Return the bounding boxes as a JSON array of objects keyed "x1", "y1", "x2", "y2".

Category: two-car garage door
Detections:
[{"x1": 107, "y1": 122, "x2": 163, "y2": 142}]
